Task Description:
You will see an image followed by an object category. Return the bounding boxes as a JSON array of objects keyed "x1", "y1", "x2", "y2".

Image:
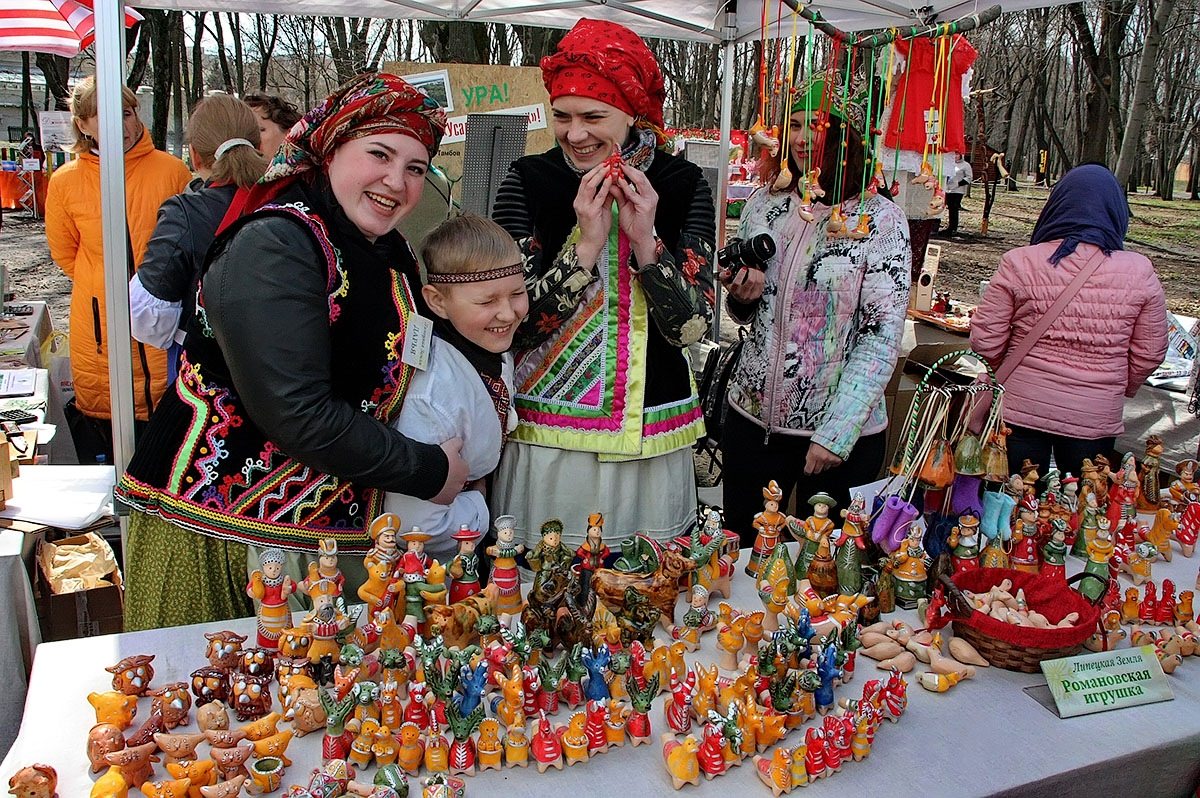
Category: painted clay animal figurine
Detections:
[
  {"x1": 139, "y1": 780, "x2": 191, "y2": 798},
  {"x1": 504, "y1": 719, "x2": 530, "y2": 769},
  {"x1": 150, "y1": 682, "x2": 192, "y2": 730},
  {"x1": 209, "y1": 739, "x2": 253, "y2": 782},
  {"x1": 88, "y1": 691, "x2": 138, "y2": 730},
  {"x1": 165, "y1": 760, "x2": 217, "y2": 794},
  {"x1": 664, "y1": 667, "x2": 697, "y2": 734},
  {"x1": 153, "y1": 731, "x2": 206, "y2": 766},
  {"x1": 230, "y1": 673, "x2": 273, "y2": 722},
  {"x1": 124, "y1": 703, "x2": 165, "y2": 747},
  {"x1": 197, "y1": 775, "x2": 247, "y2": 798},
  {"x1": 560, "y1": 711, "x2": 590, "y2": 766},
  {"x1": 531, "y1": 711, "x2": 564, "y2": 773},
  {"x1": 190, "y1": 667, "x2": 230, "y2": 709},
  {"x1": 87, "y1": 723, "x2": 125, "y2": 773},
  {"x1": 104, "y1": 741, "x2": 159, "y2": 789},
  {"x1": 106, "y1": 654, "x2": 155, "y2": 697},
  {"x1": 88, "y1": 767, "x2": 129, "y2": 798},
  {"x1": 253, "y1": 729, "x2": 295, "y2": 766},
  {"x1": 476, "y1": 717, "x2": 504, "y2": 771},
  {"x1": 661, "y1": 733, "x2": 701, "y2": 790},
  {"x1": 7, "y1": 764, "x2": 56, "y2": 798}
]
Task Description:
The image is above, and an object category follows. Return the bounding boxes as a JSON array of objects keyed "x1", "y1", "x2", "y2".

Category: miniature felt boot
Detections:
[
  {"x1": 980, "y1": 490, "x2": 1003, "y2": 542},
  {"x1": 993, "y1": 491, "x2": 1017, "y2": 542}
]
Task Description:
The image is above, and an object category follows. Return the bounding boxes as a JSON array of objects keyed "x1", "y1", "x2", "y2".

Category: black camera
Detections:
[{"x1": 717, "y1": 233, "x2": 776, "y2": 272}]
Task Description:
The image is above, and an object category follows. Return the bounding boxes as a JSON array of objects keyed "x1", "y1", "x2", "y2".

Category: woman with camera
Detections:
[
  {"x1": 720, "y1": 80, "x2": 911, "y2": 545},
  {"x1": 491, "y1": 18, "x2": 715, "y2": 550}
]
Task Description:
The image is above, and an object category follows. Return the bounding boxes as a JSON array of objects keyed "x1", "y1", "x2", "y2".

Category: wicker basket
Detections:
[{"x1": 941, "y1": 568, "x2": 1101, "y2": 673}]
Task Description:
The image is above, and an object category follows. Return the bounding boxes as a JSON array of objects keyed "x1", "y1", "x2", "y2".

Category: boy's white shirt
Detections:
[{"x1": 383, "y1": 336, "x2": 517, "y2": 561}]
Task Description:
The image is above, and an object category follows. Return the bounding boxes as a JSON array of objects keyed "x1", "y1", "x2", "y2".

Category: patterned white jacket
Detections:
[{"x1": 726, "y1": 189, "x2": 911, "y2": 459}]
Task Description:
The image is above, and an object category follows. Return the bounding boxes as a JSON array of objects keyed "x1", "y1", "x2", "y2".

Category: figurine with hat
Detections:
[
  {"x1": 833, "y1": 492, "x2": 869, "y2": 592},
  {"x1": 448, "y1": 525, "x2": 485, "y2": 603},
  {"x1": 575, "y1": 512, "x2": 612, "y2": 580},
  {"x1": 486, "y1": 515, "x2": 525, "y2": 619},
  {"x1": 527, "y1": 518, "x2": 573, "y2": 575},
  {"x1": 746, "y1": 480, "x2": 787, "y2": 579},
  {"x1": 301, "y1": 576, "x2": 352, "y2": 664},
  {"x1": 1169, "y1": 458, "x2": 1198, "y2": 504},
  {"x1": 400, "y1": 549, "x2": 444, "y2": 625},
  {"x1": 301, "y1": 537, "x2": 346, "y2": 611},
  {"x1": 1071, "y1": 490, "x2": 1102, "y2": 558},
  {"x1": 1010, "y1": 495, "x2": 1041, "y2": 573},
  {"x1": 247, "y1": 547, "x2": 296, "y2": 650},
  {"x1": 947, "y1": 511, "x2": 982, "y2": 575},
  {"x1": 402, "y1": 527, "x2": 433, "y2": 573},
  {"x1": 889, "y1": 524, "x2": 931, "y2": 609},
  {"x1": 1040, "y1": 518, "x2": 1069, "y2": 581},
  {"x1": 365, "y1": 512, "x2": 403, "y2": 572},
  {"x1": 1106, "y1": 458, "x2": 1141, "y2": 537},
  {"x1": 790, "y1": 492, "x2": 837, "y2": 576}
]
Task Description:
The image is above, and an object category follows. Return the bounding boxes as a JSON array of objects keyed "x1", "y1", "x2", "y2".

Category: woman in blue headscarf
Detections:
[{"x1": 971, "y1": 164, "x2": 1168, "y2": 479}]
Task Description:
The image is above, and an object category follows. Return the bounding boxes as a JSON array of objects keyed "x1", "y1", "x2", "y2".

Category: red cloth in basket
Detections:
[{"x1": 951, "y1": 568, "x2": 1100, "y2": 649}]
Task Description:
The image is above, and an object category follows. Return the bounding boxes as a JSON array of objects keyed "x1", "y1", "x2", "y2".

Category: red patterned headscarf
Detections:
[
  {"x1": 541, "y1": 18, "x2": 666, "y2": 131},
  {"x1": 220, "y1": 72, "x2": 447, "y2": 230}
]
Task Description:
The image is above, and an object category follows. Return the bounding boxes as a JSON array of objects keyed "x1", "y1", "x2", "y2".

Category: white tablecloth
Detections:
[
  {"x1": 2, "y1": 539, "x2": 1200, "y2": 796},
  {"x1": 0, "y1": 528, "x2": 40, "y2": 759}
]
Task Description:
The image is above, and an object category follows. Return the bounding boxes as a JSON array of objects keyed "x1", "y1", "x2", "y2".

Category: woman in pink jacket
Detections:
[{"x1": 970, "y1": 164, "x2": 1167, "y2": 480}]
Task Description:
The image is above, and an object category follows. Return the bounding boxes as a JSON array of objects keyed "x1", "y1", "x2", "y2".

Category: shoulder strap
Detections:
[{"x1": 996, "y1": 248, "x2": 1107, "y2": 384}]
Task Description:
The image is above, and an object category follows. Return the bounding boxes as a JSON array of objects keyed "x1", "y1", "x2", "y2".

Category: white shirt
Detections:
[
  {"x1": 947, "y1": 160, "x2": 974, "y2": 195},
  {"x1": 383, "y1": 336, "x2": 516, "y2": 560}
]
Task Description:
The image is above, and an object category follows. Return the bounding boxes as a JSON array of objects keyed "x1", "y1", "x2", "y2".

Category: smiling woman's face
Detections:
[
  {"x1": 326, "y1": 134, "x2": 429, "y2": 242},
  {"x1": 551, "y1": 96, "x2": 635, "y2": 171}
]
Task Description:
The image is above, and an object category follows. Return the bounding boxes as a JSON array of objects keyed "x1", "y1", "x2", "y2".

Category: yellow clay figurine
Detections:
[
  {"x1": 197, "y1": 775, "x2": 247, "y2": 798},
  {"x1": 754, "y1": 748, "x2": 792, "y2": 796},
  {"x1": 140, "y1": 780, "x2": 191, "y2": 798},
  {"x1": 919, "y1": 671, "x2": 963, "y2": 692},
  {"x1": 89, "y1": 766, "x2": 130, "y2": 798},
  {"x1": 662, "y1": 733, "x2": 701, "y2": 790},
  {"x1": 88, "y1": 691, "x2": 139, "y2": 730},
  {"x1": 252, "y1": 729, "x2": 294, "y2": 765},
  {"x1": 240, "y1": 711, "x2": 282, "y2": 742},
  {"x1": 561, "y1": 712, "x2": 589, "y2": 766},
  {"x1": 165, "y1": 759, "x2": 217, "y2": 793},
  {"x1": 396, "y1": 722, "x2": 425, "y2": 774},
  {"x1": 477, "y1": 718, "x2": 504, "y2": 770}
]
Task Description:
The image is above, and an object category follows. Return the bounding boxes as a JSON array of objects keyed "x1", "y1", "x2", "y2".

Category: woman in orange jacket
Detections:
[{"x1": 45, "y1": 76, "x2": 192, "y2": 462}]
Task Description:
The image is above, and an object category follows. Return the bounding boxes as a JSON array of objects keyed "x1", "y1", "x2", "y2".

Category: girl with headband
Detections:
[
  {"x1": 491, "y1": 18, "x2": 716, "y2": 551},
  {"x1": 117, "y1": 73, "x2": 470, "y2": 630}
]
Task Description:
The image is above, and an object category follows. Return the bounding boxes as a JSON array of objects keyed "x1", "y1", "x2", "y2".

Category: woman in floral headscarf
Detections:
[
  {"x1": 491, "y1": 18, "x2": 716, "y2": 552},
  {"x1": 117, "y1": 73, "x2": 469, "y2": 630}
]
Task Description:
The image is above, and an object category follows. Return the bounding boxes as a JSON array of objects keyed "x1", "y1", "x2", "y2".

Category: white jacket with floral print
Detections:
[{"x1": 726, "y1": 189, "x2": 912, "y2": 459}]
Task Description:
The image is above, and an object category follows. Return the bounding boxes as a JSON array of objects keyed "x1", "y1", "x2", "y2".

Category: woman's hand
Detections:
[
  {"x1": 720, "y1": 265, "x2": 766, "y2": 303},
  {"x1": 613, "y1": 162, "x2": 660, "y2": 266},
  {"x1": 430, "y1": 438, "x2": 470, "y2": 505},
  {"x1": 804, "y1": 442, "x2": 844, "y2": 476},
  {"x1": 573, "y1": 163, "x2": 614, "y2": 271}
]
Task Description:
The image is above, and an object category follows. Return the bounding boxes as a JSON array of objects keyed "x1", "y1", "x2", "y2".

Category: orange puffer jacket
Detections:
[{"x1": 45, "y1": 130, "x2": 192, "y2": 420}]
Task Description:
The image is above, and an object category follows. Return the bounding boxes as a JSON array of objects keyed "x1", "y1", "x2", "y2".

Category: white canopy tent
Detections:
[{"x1": 89, "y1": 0, "x2": 1067, "y2": 492}]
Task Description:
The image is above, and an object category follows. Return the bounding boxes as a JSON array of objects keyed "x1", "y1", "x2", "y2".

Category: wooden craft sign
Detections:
[{"x1": 1040, "y1": 645, "x2": 1173, "y2": 718}]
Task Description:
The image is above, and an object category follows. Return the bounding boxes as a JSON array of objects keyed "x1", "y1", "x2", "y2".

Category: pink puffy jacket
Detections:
[{"x1": 970, "y1": 241, "x2": 1167, "y2": 438}]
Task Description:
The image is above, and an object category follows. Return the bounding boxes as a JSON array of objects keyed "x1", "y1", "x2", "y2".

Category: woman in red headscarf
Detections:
[
  {"x1": 491, "y1": 19, "x2": 716, "y2": 552},
  {"x1": 116, "y1": 73, "x2": 470, "y2": 630}
]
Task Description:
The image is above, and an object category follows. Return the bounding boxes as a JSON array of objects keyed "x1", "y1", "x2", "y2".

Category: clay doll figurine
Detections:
[
  {"x1": 1072, "y1": 492, "x2": 1101, "y2": 558},
  {"x1": 890, "y1": 527, "x2": 931, "y2": 609},
  {"x1": 365, "y1": 513, "x2": 403, "y2": 573},
  {"x1": 1080, "y1": 519, "x2": 1116, "y2": 602},
  {"x1": 575, "y1": 513, "x2": 611, "y2": 585},
  {"x1": 301, "y1": 579, "x2": 353, "y2": 665},
  {"x1": 247, "y1": 549, "x2": 296, "y2": 650},
  {"x1": 7, "y1": 764, "x2": 57, "y2": 798},
  {"x1": 1106, "y1": 462, "x2": 1140, "y2": 536},
  {"x1": 400, "y1": 552, "x2": 445, "y2": 625},
  {"x1": 402, "y1": 527, "x2": 433, "y2": 571},
  {"x1": 446, "y1": 526, "x2": 484, "y2": 603},
  {"x1": 806, "y1": 526, "x2": 840, "y2": 598},
  {"x1": 746, "y1": 480, "x2": 787, "y2": 578},
  {"x1": 671, "y1": 585, "x2": 717, "y2": 650},
  {"x1": 790, "y1": 493, "x2": 837, "y2": 576},
  {"x1": 486, "y1": 514, "x2": 525, "y2": 619},
  {"x1": 528, "y1": 519, "x2": 574, "y2": 574},
  {"x1": 947, "y1": 512, "x2": 982, "y2": 575},
  {"x1": 1170, "y1": 459, "x2": 1199, "y2": 504},
  {"x1": 834, "y1": 493, "x2": 869, "y2": 593},
  {"x1": 301, "y1": 539, "x2": 346, "y2": 612},
  {"x1": 1040, "y1": 519, "x2": 1069, "y2": 581},
  {"x1": 1010, "y1": 496, "x2": 1041, "y2": 574},
  {"x1": 1137, "y1": 436, "x2": 1165, "y2": 511}
]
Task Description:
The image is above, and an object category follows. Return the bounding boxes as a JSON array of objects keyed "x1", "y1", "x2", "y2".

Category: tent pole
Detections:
[
  {"x1": 95, "y1": 0, "x2": 135, "y2": 563},
  {"x1": 714, "y1": 3, "x2": 737, "y2": 344}
]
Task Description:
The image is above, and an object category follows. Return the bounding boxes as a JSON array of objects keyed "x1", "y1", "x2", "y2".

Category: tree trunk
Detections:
[
  {"x1": 211, "y1": 13, "x2": 233, "y2": 93},
  {"x1": 171, "y1": 11, "x2": 185, "y2": 156},
  {"x1": 34, "y1": 54, "x2": 70, "y2": 110},
  {"x1": 1067, "y1": 0, "x2": 1135, "y2": 165},
  {"x1": 141, "y1": 10, "x2": 174, "y2": 149},
  {"x1": 512, "y1": 25, "x2": 564, "y2": 66},
  {"x1": 190, "y1": 11, "x2": 207, "y2": 106},
  {"x1": 20, "y1": 52, "x2": 34, "y2": 136},
  {"x1": 128, "y1": 25, "x2": 151, "y2": 90},
  {"x1": 1114, "y1": 0, "x2": 1176, "y2": 187},
  {"x1": 229, "y1": 14, "x2": 245, "y2": 96}
]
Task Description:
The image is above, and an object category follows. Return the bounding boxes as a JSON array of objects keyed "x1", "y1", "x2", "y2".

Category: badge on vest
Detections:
[{"x1": 402, "y1": 314, "x2": 434, "y2": 371}]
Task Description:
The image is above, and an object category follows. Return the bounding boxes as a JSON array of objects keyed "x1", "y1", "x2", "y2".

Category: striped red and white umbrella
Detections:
[{"x1": 0, "y1": 0, "x2": 142, "y2": 58}]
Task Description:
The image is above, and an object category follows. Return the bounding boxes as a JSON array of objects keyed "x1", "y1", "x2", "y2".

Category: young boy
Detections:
[{"x1": 383, "y1": 215, "x2": 529, "y2": 561}]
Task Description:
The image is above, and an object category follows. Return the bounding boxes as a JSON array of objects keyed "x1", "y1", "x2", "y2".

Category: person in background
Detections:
[
  {"x1": 244, "y1": 92, "x2": 302, "y2": 158},
  {"x1": 491, "y1": 18, "x2": 716, "y2": 552},
  {"x1": 940, "y1": 151, "x2": 972, "y2": 237},
  {"x1": 970, "y1": 163, "x2": 1168, "y2": 480},
  {"x1": 720, "y1": 79, "x2": 911, "y2": 545},
  {"x1": 45, "y1": 75, "x2": 192, "y2": 464},
  {"x1": 116, "y1": 73, "x2": 468, "y2": 630},
  {"x1": 382, "y1": 215, "x2": 526, "y2": 561},
  {"x1": 130, "y1": 93, "x2": 269, "y2": 381}
]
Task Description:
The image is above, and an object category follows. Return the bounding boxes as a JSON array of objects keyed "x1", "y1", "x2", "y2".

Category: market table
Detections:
[
  {"x1": 0, "y1": 528, "x2": 39, "y2": 758},
  {"x1": 2, "y1": 539, "x2": 1199, "y2": 796}
]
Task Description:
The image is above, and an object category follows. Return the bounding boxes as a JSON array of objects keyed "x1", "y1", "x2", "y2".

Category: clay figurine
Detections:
[
  {"x1": 204, "y1": 630, "x2": 248, "y2": 673},
  {"x1": 229, "y1": 673, "x2": 272, "y2": 722},
  {"x1": 106, "y1": 654, "x2": 155, "y2": 697},
  {"x1": 746, "y1": 480, "x2": 787, "y2": 578},
  {"x1": 302, "y1": 577, "x2": 353, "y2": 664},
  {"x1": 1137, "y1": 435, "x2": 1165, "y2": 511},
  {"x1": 486, "y1": 514, "x2": 525, "y2": 618},
  {"x1": 1009, "y1": 496, "x2": 1041, "y2": 574},
  {"x1": 420, "y1": 773, "x2": 465, "y2": 798},
  {"x1": 447, "y1": 526, "x2": 484, "y2": 603},
  {"x1": 1040, "y1": 519, "x2": 1069, "y2": 580},
  {"x1": 531, "y1": 711, "x2": 564, "y2": 773},
  {"x1": 626, "y1": 673, "x2": 659, "y2": 745},
  {"x1": 661, "y1": 733, "x2": 702, "y2": 790},
  {"x1": 1170, "y1": 459, "x2": 1199, "y2": 504},
  {"x1": 1079, "y1": 519, "x2": 1116, "y2": 602},
  {"x1": 88, "y1": 691, "x2": 138, "y2": 730},
  {"x1": 947, "y1": 511, "x2": 981, "y2": 575},
  {"x1": 790, "y1": 492, "x2": 837, "y2": 576},
  {"x1": 1107, "y1": 461, "x2": 1140, "y2": 535},
  {"x1": 190, "y1": 668, "x2": 230, "y2": 708},
  {"x1": 247, "y1": 549, "x2": 296, "y2": 650},
  {"x1": 593, "y1": 543, "x2": 695, "y2": 631},
  {"x1": 153, "y1": 731, "x2": 206, "y2": 766},
  {"x1": 671, "y1": 584, "x2": 717, "y2": 650},
  {"x1": 575, "y1": 512, "x2": 611, "y2": 585},
  {"x1": 805, "y1": 521, "x2": 840, "y2": 598},
  {"x1": 890, "y1": 527, "x2": 931, "y2": 609},
  {"x1": 403, "y1": 527, "x2": 433, "y2": 572},
  {"x1": 150, "y1": 682, "x2": 192, "y2": 730},
  {"x1": 834, "y1": 493, "x2": 869, "y2": 593},
  {"x1": 1071, "y1": 492, "x2": 1101, "y2": 558},
  {"x1": 528, "y1": 518, "x2": 574, "y2": 574},
  {"x1": 301, "y1": 538, "x2": 346, "y2": 611},
  {"x1": 7, "y1": 765, "x2": 56, "y2": 798}
]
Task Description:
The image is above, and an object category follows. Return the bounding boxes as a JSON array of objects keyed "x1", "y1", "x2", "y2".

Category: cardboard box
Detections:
[{"x1": 35, "y1": 534, "x2": 124, "y2": 641}]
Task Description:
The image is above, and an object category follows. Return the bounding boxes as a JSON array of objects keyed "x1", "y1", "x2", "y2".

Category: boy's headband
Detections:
[{"x1": 426, "y1": 262, "x2": 524, "y2": 284}]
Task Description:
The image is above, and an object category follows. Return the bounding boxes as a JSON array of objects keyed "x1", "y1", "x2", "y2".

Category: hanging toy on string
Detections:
[
  {"x1": 771, "y1": 4, "x2": 803, "y2": 192},
  {"x1": 750, "y1": 0, "x2": 783, "y2": 177}
]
